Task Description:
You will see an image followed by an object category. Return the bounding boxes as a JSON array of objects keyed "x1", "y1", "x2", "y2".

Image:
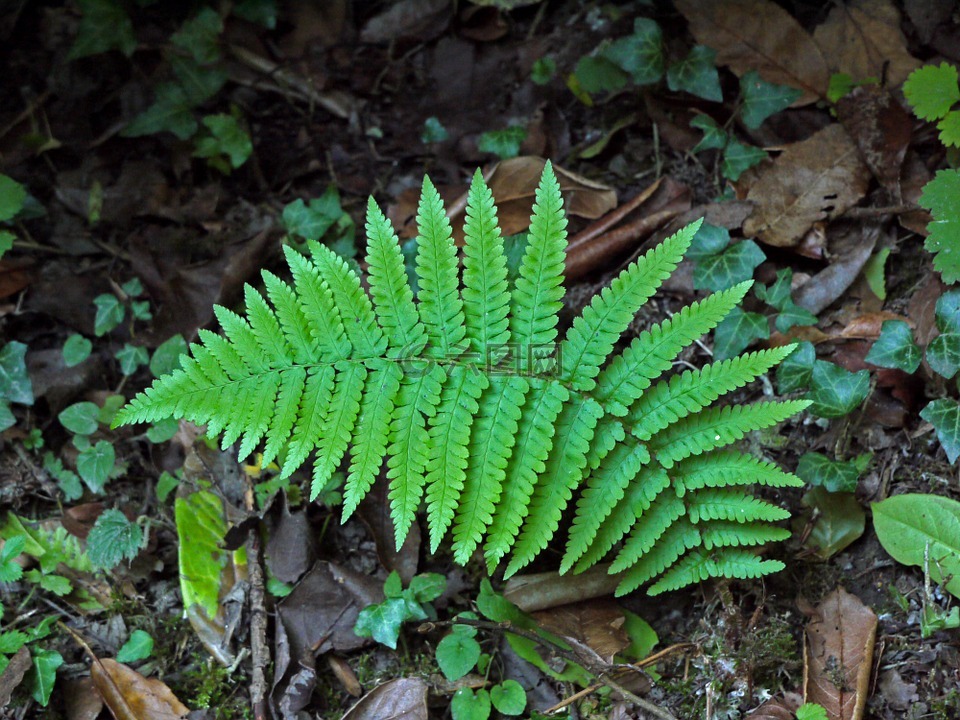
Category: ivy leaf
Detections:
[
  {"x1": 713, "y1": 307, "x2": 769, "y2": 361},
  {"x1": 925, "y1": 334, "x2": 960, "y2": 379},
  {"x1": 573, "y1": 55, "x2": 630, "y2": 95},
  {"x1": 666, "y1": 45, "x2": 722, "y2": 102},
  {"x1": 193, "y1": 113, "x2": 253, "y2": 171},
  {"x1": 77, "y1": 441, "x2": 115, "y2": 493},
  {"x1": 935, "y1": 289, "x2": 960, "y2": 334},
  {"x1": 282, "y1": 187, "x2": 346, "y2": 242},
  {"x1": 0, "y1": 403, "x2": 13, "y2": 432},
  {"x1": 62, "y1": 335, "x2": 93, "y2": 368},
  {"x1": 919, "y1": 169, "x2": 960, "y2": 284},
  {"x1": 690, "y1": 115, "x2": 727, "y2": 153},
  {"x1": 436, "y1": 632, "x2": 481, "y2": 681},
  {"x1": 451, "y1": 688, "x2": 492, "y2": 720},
  {"x1": 150, "y1": 334, "x2": 188, "y2": 378},
  {"x1": 754, "y1": 268, "x2": 793, "y2": 310},
  {"x1": 170, "y1": 7, "x2": 223, "y2": 65},
  {"x1": 146, "y1": 417, "x2": 179, "y2": 444},
  {"x1": 739, "y1": 71, "x2": 802, "y2": 129},
  {"x1": 920, "y1": 399, "x2": 960, "y2": 464},
  {"x1": 0, "y1": 174, "x2": 26, "y2": 222},
  {"x1": 865, "y1": 320, "x2": 922, "y2": 373},
  {"x1": 29, "y1": 648, "x2": 64, "y2": 707},
  {"x1": 903, "y1": 63, "x2": 960, "y2": 121},
  {"x1": 694, "y1": 240, "x2": 765, "y2": 292},
  {"x1": 806, "y1": 360, "x2": 870, "y2": 418},
  {"x1": 170, "y1": 56, "x2": 228, "y2": 106},
  {"x1": 58, "y1": 402, "x2": 100, "y2": 436},
  {"x1": 796, "y1": 452, "x2": 859, "y2": 493},
  {"x1": 490, "y1": 680, "x2": 526, "y2": 715},
  {"x1": 86, "y1": 509, "x2": 142, "y2": 570},
  {"x1": 115, "y1": 630, "x2": 154, "y2": 663},
  {"x1": 477, "y1": 126, "x2": 528, "y2": 159},
  {"x1": 0, "y1": 341, "x2": 34, "y2": 406},
  {"x1": 353, "y1": 598, "x2": 411, "y2": 650},
  {"x1": 115, "y1": 344, "x2": 149, "y2": 376},
  {"x1": 121, "y1": 83, "x2": 197, "y2": 141},
  {"x1": 721, "y1": 138, "x2": 767, "y2": 181},
  {"x1": 68, "y1": 0, "x2": 137, "y2": 60},
  {"x1": 92, "y1": 293, "x2": 125, "y2": 336},
  {"x1": 421, "y1": 117, "x2": 449, "y2": 143},
  {"x1": 774, "y1": 302, "x2": 817, "y2": 333},
  {"x1": 407, "y1": 573, "x2": 446, "y2": 603},
  {"x1": 687, "y1": 222, "x2": 730, "y2": 259},
  {"x1": 601, "y1": 18, "x2": 664, "y2": 85}
]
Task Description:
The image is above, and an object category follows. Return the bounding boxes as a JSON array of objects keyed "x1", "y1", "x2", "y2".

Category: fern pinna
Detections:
[{"x1": 116, "y1": 163, "x2": 809, "y2": 596}]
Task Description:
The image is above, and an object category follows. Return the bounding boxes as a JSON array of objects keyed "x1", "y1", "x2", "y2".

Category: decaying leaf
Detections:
[
  {"x1": 674, "y1": 0, "x2": 829, "y2": 104},
  {"x1": 503, "y1": 565, "x2": 620, "y2": 613},
  {"x1": 812, "y1": 0, "x2": 921, "y2": 89},
  {"x1": 803, "y1": 587, "x2": 877, "y2": 720},
  {"x1": 742, "y1": 125, "x2": 871, "y2": 248},
  {"x1": 91, "y1": 658, "x2": 189, "y2": 720},
  {"x1": 340, "y1": 678, "x2": 429, "y2": 720},
  {"x1": 532, "y1": 600, "x2": 629, "y2": 664}
]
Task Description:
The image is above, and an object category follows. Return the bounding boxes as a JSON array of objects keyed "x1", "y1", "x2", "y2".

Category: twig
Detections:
[
  {"x1": 839, "y1": 203, "x2": 920, "y2": 219},
  {"x1": 246, "y1": 506, "x2": 270, "y2": 720}
]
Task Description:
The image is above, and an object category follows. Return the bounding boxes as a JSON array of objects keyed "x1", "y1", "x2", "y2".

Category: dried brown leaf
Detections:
[
  {"x1": 91, "y1": 658, "x2": 189, "y2": 720},
  {"x1": 742, "y1": 124, "x2": 871, "y2": 248},
  {"x1": 744, "y1": 691, "x2": 803, "y2": 720},
  {"x1": 503, "y1": 565, "x2": 620, "y2": 612},
  {"x1": 532, "y1": 600, "x2": 629, "y2": 665},
  {"x1": 794, "y1": 224, "x2": 879, "y2": 315},
  {"x1": 0, "y1": 646, "x2": 31, "y2": 709},
  {"x1": 340, "y1": 678, "x2": 429, "y2": 720},
  {"x1": 674, "y1": 0, "x2": 829, "y2": 104},
  {"x1": 803, "y1": 587, "x2": 877, "y2": 720},
  {"x1": 812, "y1": 0, "x2": 921, "y2": 88}
]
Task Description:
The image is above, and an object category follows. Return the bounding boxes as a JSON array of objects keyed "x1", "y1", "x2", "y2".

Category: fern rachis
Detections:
[{"x1": 116, "y1": 163, "x2": 809, "y2": 595}]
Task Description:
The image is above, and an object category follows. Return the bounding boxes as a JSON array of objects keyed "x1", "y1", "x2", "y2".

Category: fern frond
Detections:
[
  {"x1": 510, "y1": 161, "x2": 566, "y2": 374},
  {"x1": 609, "y1": 493, "x2": 685, "y2": 574},
  {"x1": 310, "y1": 362, "x2": 366, "y2": 496},
  {"x1": 261, "y1": 367, "x2": 306, "y2": 468},
  {"x1": 282, "y1": 247, "x2": 351, "y2": 361},
  {"x1": 281, "y1": 365, "x2": 336, "y2": 478},
  {"x1": 686, "y1": 489, "x2": 790, "y2": 523},
  {"x1": 650, "y1": 400, "x2": 812, "y2": 468},
  {"x1": 648, "y1": 548, "x2": 785, "y2": 596},
  {"x1": 594, "y1": 281, "x2": 753, "y2": 415},
  {"x1": 672, "y1": 450, "x2": 804, "y2": 496},
  {"x1": 699, "y1": 521, "x2": 790, "y2": 550},
  {"x1": 629, "y1": 345, "x2": 797, "y2": 441},
  {"x1": 615, "y1": 519, "x2": 703, "y2": 596},
  {"x1": 416, "y1": 177, "x2": 466, "y2": 358},
  {"x1": 244, "y1": 284, "x2": 292, "y2": 367},
  {"x1": 261, "y1": 270, "x2": 317, "y2": 364},
  {"x1": 560, "y1": 221, "x2": 698, "y2": 390}
]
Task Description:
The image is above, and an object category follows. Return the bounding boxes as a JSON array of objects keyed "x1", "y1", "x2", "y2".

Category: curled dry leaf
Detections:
[
  {"x1": 812, "y1": 0, "x2": 921, "y2": 89},
  {"x1": 674, "y1": 0, "x2": 829, "y2": 104},
  {"x1": 503, "y1": 565, "x2": 620, "y2": 613},
  {"x1": 91, "y1": 658, "x2": 189, "y2": 720},
  {"x1": 532, "y1": 600, "x2": 629, "y2": 665},
  {"x1": 793, "y1": 224, "x2": 879, "y2": 315},
  {"x1": 802, "y1": 587, "x2": 877, "y2": 720},
  {"x1": 744, "y1": 691, "x2": 803, "y2": 720},
  {"x1": 742, "y1": 124, "x2": 871, "y2": 248},
  {"x1": 340, "y1": 678, "x2": 429, "y2": 720},
  {"x1": 0, "y1": 646, "x2": 31, "y2": 709}
]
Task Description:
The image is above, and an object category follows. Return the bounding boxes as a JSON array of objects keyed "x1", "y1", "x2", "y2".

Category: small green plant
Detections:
[
  {"x1": 0, "y1": 173, "x2": 26, "y2": 261},
  {"x1": 281, "y1": 185, "x2": 357, "y2": 260},
  {"x1": 796, "y1": 703, "x2": 828, "y2": 720},
  {"x1": 904, "y1": 63, "x2": 960, "y2": 149},
  {"x1": 0, "y1": 613, "x2": 62, "y2": 707},
  {"x1": 477, "y1": 126, "x2": 528, "y2": 159},
  {"x1": 0, "y1": 341, "x2": 33, "y2": 432},
  {"x1": 117, "y1": 164, "x2": 809, "y2": 596},
  {"x1": 353, "y1": 571, "x2": 446, "y2": 649}
]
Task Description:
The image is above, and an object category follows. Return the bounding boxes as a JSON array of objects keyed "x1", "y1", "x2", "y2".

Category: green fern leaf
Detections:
[
  {"x1": 282, "y1": 247, "x2": 350, "y2": 360},
  {"x1": 673, "y1": 450, "x2": 804, "y2": 496},
  {"x1": 648, "y1": 548, "x2": 784, "y2": 596},
  {"x1": 310, "y1": 362, "x2": 366, "y2": 496},
  {"x1": 686, "y1": 489, "x2": 790, "y2": 523},
  {"x1": 699, "y1": 521, "x2": 790, "y2": 550},
  {"x1": 281, "y1": 365, "x2": 335, "y2": 478},
  {"x1": 615, "y1": 518, "x2": 702, "y2": 596},
  {"x1": 609, "y1": 494, "x2": 686, "y2": 574}
]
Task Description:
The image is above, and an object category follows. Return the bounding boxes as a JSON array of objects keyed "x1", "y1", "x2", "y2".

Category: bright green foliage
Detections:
[
  {"x1": 927, "y1": 289, "x2": 960, "y2": 378},
  {"x1": 531, "y1": 57, "x2": 557, "y2": 85},
  {"x1": 722, "y1": 139, "x2": 768, "y2": 181},
  {"x1": 601, "y1": 18, "x2": 664, "y2": 86},
  {"x1": 58, "y1": 402, "x2": 99, "y2": 436},
  {"x1": 68, "y1": 0, "x2": 137, "y2": 60},
  {"x1": 452, "y1": 688, "x2": 491, "y2": 720},
  {"x1": 921, "y1": 399, "x2": 960, "y2": 465},
  {"x1": 919, "y1": 170, "x2": 960, "y2": 284},
  {"x1": 436, "y1": 630, "x2": 481, "y2": 681},
  {"x1": 150, "y1": 334, "x2": 189, "y2": 377},
  {"x1": 667, "y1": 46, "x2": 722, "y2": 102},
  {"x1": 865, "y1": 320, "x2": 922, "y2": 373},
  {"x1": 116, "y1": 164, "x2": 808, "y2": 594},
  {"x1": 477, "y1": 126, "x2": 527, "y2": 159},
  {"x1": 77, "y1": 441, "x2": 115, "y2": 493},
  {"x1": 63, "y1": 334, "x2": 93, "y2": 368},
  {"x1": 739, "y1": 71, "x2": 802, "y2": 129},
  {"x1": 116, "y1": 630, "x2": 154, "y2": 663},
  {"x1": 903, "y1": 63, "x2": 960, "y2": 146},
  {"x1": 354, "y1": 571, "x2": 446, "y2": 649},
  {"x1": 806, "y1": 361, "x2": 870, "y2": 418},
  {"x1": 755, "y1": 269, "x2": 816, "y2": 332},
  {"x1": 777, "y1": 341, "x2": 815, "y2": 393},
  {"x1": 87, "y1": 509, "x2": 143, "y2": 570},
  {"x1": 490, "y1": 680, "x2": 526, "y2": 715},
  {"x1": 694, "y1": 239, "x2": 765, "y2": 293},
  {"x1": 0, "y1": 535, "x2": 25, "y2": 582},
  {"x1": 796, "y1": 452, "x2": 858, "y2": 493},
  {"x1": 116, "y1": 344, "x2": 149, "y2": 375},
  {"x1": 796, "y1": 702, "x2": 829, "y2": 720}
]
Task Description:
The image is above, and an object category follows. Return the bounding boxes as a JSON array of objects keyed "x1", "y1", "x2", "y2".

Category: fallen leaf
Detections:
[
  {"x1": 340, "y1": 678, "x2": 429, "y2": 720},
  {"x1": 63, "y1": 676, "x2": 104, "y2": 720},
  {"x1": 813, "y1": 0, "x2": 921, "y2": 89},
  {"x1": 532, "y1": 600, "x2": 629, "y2": 664},
  {"x1": 793, "y1": 225, "x2": 879, "y2": 315},
  {"x1": 802, "y1": 587, "x2": 877, "y2": 720},
  {"x1": 0, "y1": 646, "x2": 31, "y2": 708},
  {"x1": 838, "y1": 312, "x2": 911, "y2": 340},
  {"x1": 360, "y1": 0, "x2": 451, "y2": 44},
  {"x1": 503, "y1": 565, "x2": 620, "y2": 613},
  {"x1": 744, "y1": 691, "x2": 803, "y2": 719},
  {"x1": 91, "y1": 658, "x2": 190, "y2": 720},
  {"x1": 836, "y1": 86, "x2": 913, "y2": 200},
  {"x1": 328, "y1": 654, "x2": 363, "y2": 697},
  {"x1": 899, "y1": 152, "x2": 934, "y2": 236},
  {"x1": 742, "y1": 124, "x2": 871, "y2": 248},
  {"x1": 674, "y1": 0, "x2": 829, "y2": 104},
  {"x1": 263, "y1": 494, "x2": 316, "y2": 585}
]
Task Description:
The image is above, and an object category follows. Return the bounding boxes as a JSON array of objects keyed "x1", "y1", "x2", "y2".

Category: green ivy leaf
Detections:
[
  {"x1": 0, "y1": 341, "x2": 34, "y2": 406},
  {"x1": 935, "y1": 289, "x2": 960, "y2": 334},
  {"x1": 531, "y1": 57, "x2": 556, "y2": 85},
  {"x1": 904, "y1": 63, "x2": 960, "y2": 121},
  {"x1": 926, "y1": 334, "x2": 960, "y2": 379},
  {"x1": 490, "y1": 680, "x2": 526, "y2": 715},
  {"x1": 796, "y1": 452, "x2": 859, "y2": 493},
  {"x1": 77, "y1": 441, "x2": 115, "y2": 493},
  {"x1": 451, "y1": 688, "x2": 491, "y2": 720},
  {"x1": 170, "y1": 56, "x2": 228, "y2": 106},
  {"x1": 919, "y1": 169, "x2": 960, "y2": 284},
  {"x1": 722, "y1": 138, "x2": 767, "y2": 181},
  {"x1": 98, "y1": 395, "x2": 126, "y2": 426},
  {"x1": 806, "y1": 360, "x2": 870, "y2": 418},
  {"x1": 58, "y1": 402, "x2": 100, "y2": 436},
  {"x1": 754, "y1": 268, "x2": 793, "y2": 310},
  {"x1": 667, "y1": 45, "x2": 722, "y2": 102},
  {"x1": 477, "y1": 126, "x2": 528, "y2": 159},
  {"x1": 383, "y1": 570, "x2": 403, "y2": 598},
  {"x1": 573, "y1": 55, "x2": 630, "y2": 95},
  {"x1": 774, "y1": 302, "x2": 817, "y2": 333},
  {"x1": 121, "y1": 83, "x2": 197, "y2": 141},
  {"x1": 68, "y1": 0, "x2": 137, "y2": 60},
  {"x1": 62, "y1": 335, "x2": 93, "y2": 368},
  {"x1": 282, "y1": 187, "x2": 347, "y2": 242},
  {"x1": 713, "y1": 307, "x2": 769, "y2": 361},
  {"x1": 690, "y1": 115, "x2": 727, "y2": 153},
  {"x1": 87, "y1": 509, "x2": 142, "y2": 570},
  {"x1": 115, "y1": 344, "x2": 149, "y2": 376},
  {"x1": 116, "y1": 630, "x2": 154, "y2": 663},
  {"x1": 194, "y1": 113, "x2": 253, "y2": 171},
  {"x1": 0, "y1": 402, "x2": 12, "y2": 432},
  {"x1": 170, "y1": 7, "x2": 223, "y2": 65},
  {"x1": 920, "y1": 399, "x2": 960, "y2": 464},
  {"x1": 407, "y1": 573, "x2": 446, "y2": 603},
  {"x1": 421, "y1": 117, "x2": 449, "y2": 143},
  {"x1": 436, "y1": 632, "x2": 481, "y2": 681},
  {"x1": 353, "y1": 599, "x2": 411, "y2": 650},
  {"x1": 0, "y1": 174, "x2": 26, "y2": 222},
  {"x1": 802, "y1": 487, "x2": 865, "y2": 559},
  {"x1": 687, "y1": 222, "x2": 730, "y2": 259},
  {"x1": 150, "y1": 334, "x2": 188, "y2": 378},
  {"x1": 694, "y1": 240, "x2": 765, "y2": 292},
  {"x1": 865, "y1": 320, "x2": 921, "y2": 373},
  {"x1": 130, "y1": 300, "x2": 151, "y2": 322},
  {"x1": 739, "y1": 71, "x2": 802, "y2": 129},
  {"x1": 93, "y1": 293, "x2": 125, "y2": 336},
  {"x1": 601, "y1": 18, "x2": 664, "y2": 85},
  {"x1": 29, "y1": 648, "x2": 64, "y2": 706},
  {"x1": 146, "y1": 417, "x2": 179, "y2": 444},
  {"x1": 776, "y1": 342, "x2": 815, "y2": 393}
]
